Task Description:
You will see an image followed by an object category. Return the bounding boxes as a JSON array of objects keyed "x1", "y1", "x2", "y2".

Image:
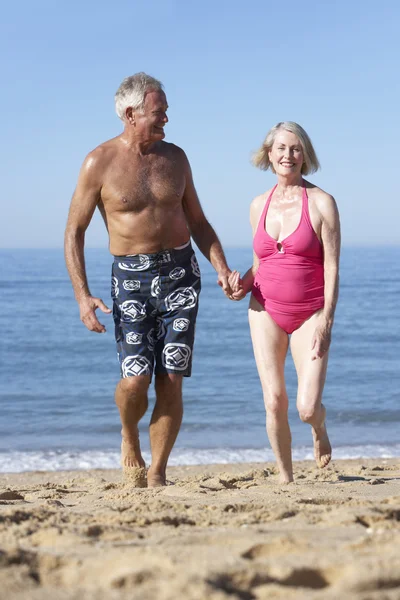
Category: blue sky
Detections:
[{"x1": 1, "y1": 0, "x2": 399, "y2": 248}]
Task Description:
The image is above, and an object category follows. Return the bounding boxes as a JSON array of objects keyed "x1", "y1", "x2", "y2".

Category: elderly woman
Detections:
[{"x1": 230, "y1": 122, "x2": 340, "y2": 483}]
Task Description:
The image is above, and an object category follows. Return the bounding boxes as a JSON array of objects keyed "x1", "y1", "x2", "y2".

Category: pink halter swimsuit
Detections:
[{"x1": 252, "y1": 184, "x2": 324, "y2": 334}]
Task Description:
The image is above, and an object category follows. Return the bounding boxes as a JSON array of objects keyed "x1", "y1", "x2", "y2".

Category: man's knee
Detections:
[
  {"x1": 155, "y1": 373, "x2": 183, "y2": 403},
  {"x1": 116, "y1": 376, "x2": 150, "y2": 404},
  {"x1": 155, "y1": 373, "x2": 183, "y2": 389}
]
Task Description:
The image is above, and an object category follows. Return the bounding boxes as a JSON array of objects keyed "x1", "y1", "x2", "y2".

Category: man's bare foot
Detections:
[
  {"x1": 147, "y1": 467, "x2": 166, "y2": 488},
  {"x1": 121, "y1": 436, "x2": 147, "y2": 487},
  {"x1": 121, "y1": 436, "x2": 145, "y2": 468},
  {"x1": 312, "y1": 421, "x2": 332, "y2": 468}
]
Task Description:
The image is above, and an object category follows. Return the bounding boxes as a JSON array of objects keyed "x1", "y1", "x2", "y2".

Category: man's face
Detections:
[{"x1": 134, "y1": 90, "x2": 168, "y2": 142}]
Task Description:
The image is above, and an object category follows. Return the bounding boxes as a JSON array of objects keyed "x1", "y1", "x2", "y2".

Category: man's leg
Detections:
[
  {"x1": 147, "y1": 373, "x2": 183, "y2": 487},
  {"x1": 147, "y1": 244, "x2": 200, "y2": 487},
  {"x1": 115, "y1": 375, "x2": 151, "y2": 485}
]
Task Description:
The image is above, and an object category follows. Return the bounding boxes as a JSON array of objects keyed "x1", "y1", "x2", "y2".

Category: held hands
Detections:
[
  {"x1": 79, "y1": 295, "x2": 112, "y2": 333},
  {"x1": 311, "y1": 316, "x2": 332, "y2": 360},
  {"x1": 217, "y1": 268, "x2": 244, "y2": 299},
  {"x1": 227, "y1": 270, "x2": 247, "y2": 301},
  {"x1": 217, "y1": 269, "x2": 232, "y2": 297}
]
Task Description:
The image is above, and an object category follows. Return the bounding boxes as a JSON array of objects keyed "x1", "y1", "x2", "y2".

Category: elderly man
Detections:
[{"x1": 65, "y1": 72, "x2": 232, "y2": 487}]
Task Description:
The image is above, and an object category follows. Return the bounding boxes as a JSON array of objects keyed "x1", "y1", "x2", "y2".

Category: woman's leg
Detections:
[
  {"x1": 248, "y1": 296, "x2": 292, "y2": 483},
  {"x1": 290, "y1": 311, "x2": 332, "y2": 468}
]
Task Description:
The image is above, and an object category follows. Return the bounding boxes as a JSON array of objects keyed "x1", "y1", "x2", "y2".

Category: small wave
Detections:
[{"x1": 1, "y1": 444, "x2": 400, "y2": 473}]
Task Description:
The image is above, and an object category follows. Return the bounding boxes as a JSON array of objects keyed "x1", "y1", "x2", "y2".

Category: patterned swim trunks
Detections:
[{"x1": 111, "y1": 242, "x2": 201, "y2": 378}]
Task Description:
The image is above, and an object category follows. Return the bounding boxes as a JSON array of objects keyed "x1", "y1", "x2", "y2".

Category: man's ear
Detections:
[{"x1": 125, "y1": 106, "x2": 135, "y2": 124}]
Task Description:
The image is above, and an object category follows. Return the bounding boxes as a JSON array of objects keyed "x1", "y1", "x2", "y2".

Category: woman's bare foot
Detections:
[
  {"x1": 312, "y1": 421, "x2": 332, "y2": 468},
  {"x1": 278, "y1": 473, "x2": 294, "y2": 484},
  {"x1": 121, "y1": 435, "x2": 147, "y2": 487},
  {"x1": 147, "y1": 466, "x2": 166, "y2": 488},
  {"x1": 276, "y1": 463, "x2": 294, "y2": 484}
]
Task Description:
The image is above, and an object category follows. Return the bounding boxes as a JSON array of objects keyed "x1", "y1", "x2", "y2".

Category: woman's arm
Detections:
[
  {"x1": 237, "y1": 251, "x2": 259, "y2": 293},
  {"x1": 229, "y1": 195, "x2": 263, "y2": 300},
  {"x1": 311, "y1": 192, "x2": 341, "y2": 359}
]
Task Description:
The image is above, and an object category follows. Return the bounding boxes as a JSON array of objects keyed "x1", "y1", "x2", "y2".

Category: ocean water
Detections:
[{"x1": 0, "y1": 247, "x2": 399, "y2": 473}]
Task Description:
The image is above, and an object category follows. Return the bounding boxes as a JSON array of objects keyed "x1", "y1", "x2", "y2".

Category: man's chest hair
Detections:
[{"x1": 103, "y1": 153, "x2": 185, "y2": 210}]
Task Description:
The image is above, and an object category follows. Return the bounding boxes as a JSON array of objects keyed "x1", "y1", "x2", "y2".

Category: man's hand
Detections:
[
  {"x1": 311, "y1": 316, "x2": 332, "y2": 360},
  {"x1": 217, "y1": 268, "x2": 233, "y2": 297},
  {"x1": 79, "y1": 295, "x2": 112, "y2": 333}
]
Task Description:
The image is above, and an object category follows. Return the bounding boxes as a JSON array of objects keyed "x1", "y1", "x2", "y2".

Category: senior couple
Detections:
[{"x1": 65, "y1": 73, "x2": 340, "y2": 487}]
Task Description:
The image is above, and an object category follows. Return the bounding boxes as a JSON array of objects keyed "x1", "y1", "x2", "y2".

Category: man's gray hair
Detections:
[{"x1": 115, "y1": 72, "x2": 164, "y2": 121}]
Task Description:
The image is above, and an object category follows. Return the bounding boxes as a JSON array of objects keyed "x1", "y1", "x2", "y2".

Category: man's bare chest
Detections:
[{"x1": 102, "y1": 156, "x2": 185, "y2": 212}]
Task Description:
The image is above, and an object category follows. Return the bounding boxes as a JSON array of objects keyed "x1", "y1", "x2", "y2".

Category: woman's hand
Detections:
[
  {"x1": 311, "y1": 316, "x2": 332, "y2": 360},
  {"x1": 228, "y1": 270, "x2": 247, "y2": 301}
]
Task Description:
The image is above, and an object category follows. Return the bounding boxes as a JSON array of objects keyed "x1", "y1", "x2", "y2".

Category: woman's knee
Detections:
[
  {"x1": 265, "y1": 392, "x2": 288, "y2": 418},
  {"x1": 297, "y1": 404, "x2": 320, "y2": 423}
]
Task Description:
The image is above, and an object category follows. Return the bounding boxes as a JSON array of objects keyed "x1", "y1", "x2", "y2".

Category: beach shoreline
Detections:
[{"x1": 1, "y1": 458, "x2": 399, "y2": 599}]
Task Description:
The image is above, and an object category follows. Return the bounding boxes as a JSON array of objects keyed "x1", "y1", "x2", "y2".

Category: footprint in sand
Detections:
[
  {"x1": 0, "y1": 490, "x2": 25, "y2": 501},
  {"x1": 122, "y1": 467, "x2": 148, "y2": 488}
]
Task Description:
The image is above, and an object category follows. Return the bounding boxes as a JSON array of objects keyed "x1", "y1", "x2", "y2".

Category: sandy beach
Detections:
[{"x1": 0, "y1": 458, "x2": 399, "y2": 600}]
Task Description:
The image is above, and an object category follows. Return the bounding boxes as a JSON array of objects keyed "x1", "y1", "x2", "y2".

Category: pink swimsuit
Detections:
[{"x1": 252, "y1": 184, "x2": 324, "y2": 334}]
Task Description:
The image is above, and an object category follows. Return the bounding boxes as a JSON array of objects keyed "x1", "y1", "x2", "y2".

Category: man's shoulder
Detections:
[
  {"x1": 87, "y1": 137, "x2": 120, "y2": 164},
  {"x1": 78, "y1": 138, "x2": 119, "y2": 179},
  {"x1": 160, "y1": 141, "x2": 186, "y2": 159}
]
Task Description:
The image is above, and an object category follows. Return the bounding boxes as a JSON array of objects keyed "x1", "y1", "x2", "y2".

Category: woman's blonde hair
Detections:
[{"x1": 252, "y1": 121, "x2": 320, "y2": 175}]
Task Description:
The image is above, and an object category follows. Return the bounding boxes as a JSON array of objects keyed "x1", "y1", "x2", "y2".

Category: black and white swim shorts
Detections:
[{"x1": 111, "y1": 241, "x2": 201, "y2": 378}]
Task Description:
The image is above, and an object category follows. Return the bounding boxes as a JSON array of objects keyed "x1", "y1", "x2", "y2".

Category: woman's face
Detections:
[{"x1": 268, "y1": 130, "x2": 304, "y2": 176}]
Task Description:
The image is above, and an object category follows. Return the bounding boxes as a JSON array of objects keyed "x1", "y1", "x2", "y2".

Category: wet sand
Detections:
[{"x1": 1, "y1": 458, "x2": 399, "y2": 600}]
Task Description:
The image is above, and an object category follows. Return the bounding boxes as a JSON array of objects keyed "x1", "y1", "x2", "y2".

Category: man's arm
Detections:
[
  {"x1": 181, "y1": 151, "x2": 232, "y2": 296},
  {"x1": 64, "y1": 151, "x2": 112, "y2": 333}
]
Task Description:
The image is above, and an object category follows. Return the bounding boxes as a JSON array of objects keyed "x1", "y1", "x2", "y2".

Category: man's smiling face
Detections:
[{"x1": 134, "y1": 90, "x2": 169, "y2": 143}]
